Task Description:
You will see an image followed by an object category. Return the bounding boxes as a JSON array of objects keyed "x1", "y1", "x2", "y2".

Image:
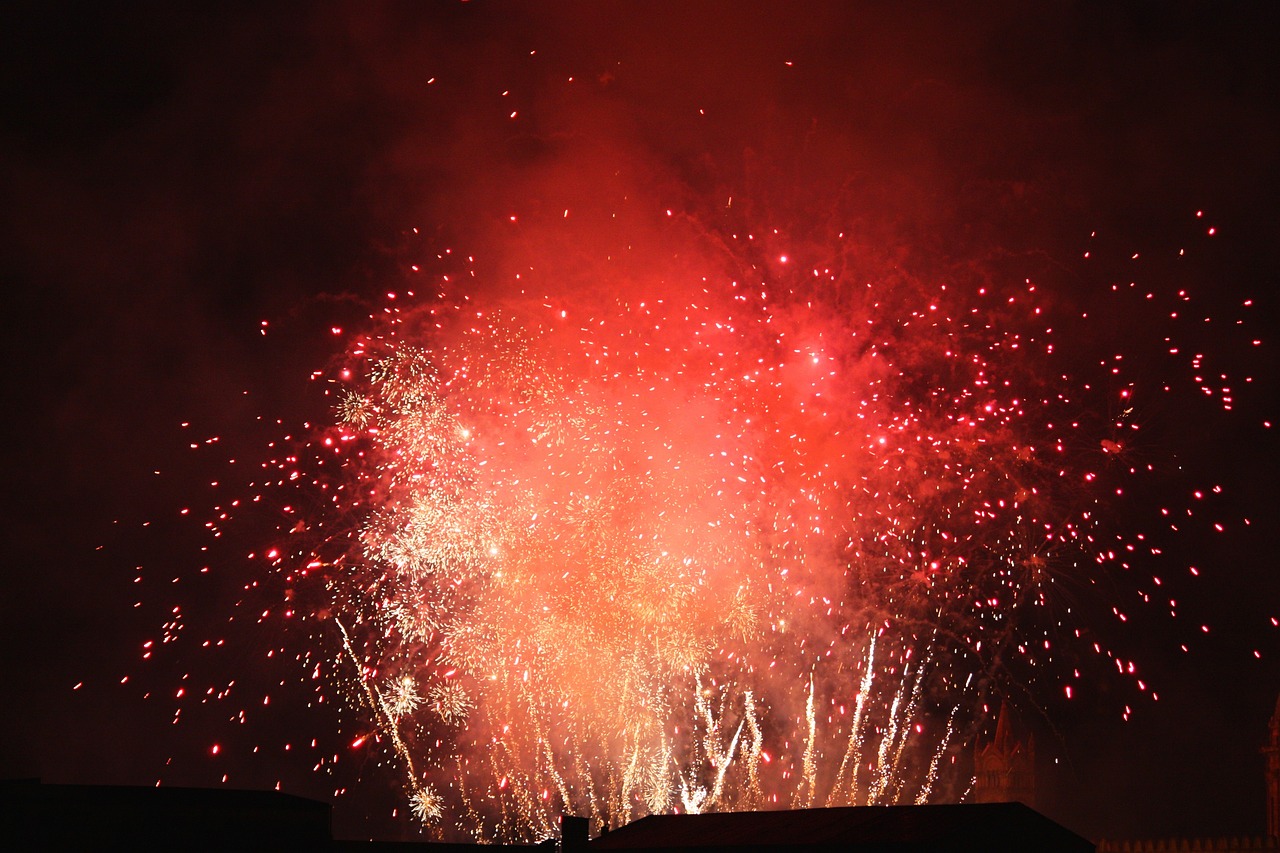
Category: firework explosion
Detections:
[{"x1": 207, "y1": 199, "x2": 1256, "y2": 842}]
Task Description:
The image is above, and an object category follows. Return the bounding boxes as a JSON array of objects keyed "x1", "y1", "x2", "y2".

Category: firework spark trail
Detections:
[
  {"x1": 915, "y1": 711, "x2": 958, "y2": 806},
  {"x1": 333, "y1": 617, "x2": 440, "y2": 822},
  {"x1": 828, "y1": 632, "x2": 876, "y2": 807},
  {"x1": 792, "y1": 674, "x2": 818, "y2": 809}
]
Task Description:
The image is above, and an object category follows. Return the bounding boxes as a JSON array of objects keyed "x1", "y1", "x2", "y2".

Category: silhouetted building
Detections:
[
  {"x1": 0, "y1": 780, "x2": 534, "y2": 851},
  {"x1": 3, "y1": 780, "x2": 1095, "y2": 851},
  {"x1": 585, "y1": 803, "x2": 1092, "y2": 853},
  {"x1": 972, "y1": 701, "x2": 1035, "y2": 807},
  {"x1": 1097, "y1": 839, "x2": 1279, "y2": 852},
  {"x1": 1098, "y1": 693, "x2": 1280, "y2": 852},
  {"x1": 2, "y1": 780, "x2": 333, "y2": 850}
]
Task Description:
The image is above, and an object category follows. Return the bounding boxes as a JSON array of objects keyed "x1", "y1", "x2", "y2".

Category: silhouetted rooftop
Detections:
[
  {"x1": 0, "y1": 780, "x2": 538, "y2": 850},
  {"x1": 1, "y1": 781, "x2": 1095, "y2": 851},
  {"x1": 588, "y1": 803, "x2": 1094, "y2": 852},
  {"x1": 2, "y1": 779, "x2": 332, "y2": 849}
]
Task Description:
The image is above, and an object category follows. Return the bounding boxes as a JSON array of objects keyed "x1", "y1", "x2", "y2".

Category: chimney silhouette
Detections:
[{"x1": 561, "y1": 814, "x2": 589, "y2": 853}]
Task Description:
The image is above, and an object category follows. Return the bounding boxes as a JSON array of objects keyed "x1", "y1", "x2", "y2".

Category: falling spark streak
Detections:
[
  {"x1": 710, "y1": 717, "x2": 746, "y2": 809},
  {"x1": 830, "y1": 635, "x2": 877, "y2": 806},
  {"x1": 743, "y1": 693, "x2": 765, "y2": 808},
  {"x1": 335, "y1": 617, "x2": 438, "y2": 819},
  {"x1": 915, "y1": 714, "x2": 958, "y2": 806},
  {"x1": 794, "y1": 674, "x2": 818, "y2": 809}
]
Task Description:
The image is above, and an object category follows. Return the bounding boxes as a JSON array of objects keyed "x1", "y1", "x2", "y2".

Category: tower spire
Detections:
[{"x1": 972, "y1": 700, "x2": 1035, "y2": 806}]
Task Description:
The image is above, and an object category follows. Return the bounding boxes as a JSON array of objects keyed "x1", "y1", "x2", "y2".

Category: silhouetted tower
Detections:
[
  {"x1": 1266, "y1": 693, "x2": 1280, "y2": 839},
  {"x1": 972, "y1": 701, "x2": 1035, "y2": 806}
]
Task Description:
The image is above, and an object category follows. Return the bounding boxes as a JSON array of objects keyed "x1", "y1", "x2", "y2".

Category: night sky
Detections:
[{"x1": 3, "y1": 1, "x2": 1279, "y2": 843}]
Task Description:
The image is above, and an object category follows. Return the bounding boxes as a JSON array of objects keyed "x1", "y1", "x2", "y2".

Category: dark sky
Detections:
[{"x1": 3, "y1": 0, "x2": 1279, "y2": 843}]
